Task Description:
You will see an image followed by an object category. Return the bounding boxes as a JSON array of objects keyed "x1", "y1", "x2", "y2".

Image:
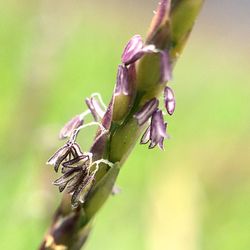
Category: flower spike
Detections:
[{"x1": 41, "y1": 0, "x2": 205, "y2": 247}]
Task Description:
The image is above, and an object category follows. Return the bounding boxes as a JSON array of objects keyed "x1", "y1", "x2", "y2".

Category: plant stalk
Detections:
[{"x1": 39, "y1": 1, "x2": 204, "y2": 249}]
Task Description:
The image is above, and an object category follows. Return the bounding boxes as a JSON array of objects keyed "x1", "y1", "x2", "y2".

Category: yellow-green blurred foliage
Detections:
[{"x1": 0, "y1": 1, "x2": 249, "y2": 250}]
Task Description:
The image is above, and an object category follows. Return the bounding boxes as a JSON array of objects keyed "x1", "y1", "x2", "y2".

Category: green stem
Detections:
[{"x1": 39, "y1": 1, "x2": 204, "y2": 249}]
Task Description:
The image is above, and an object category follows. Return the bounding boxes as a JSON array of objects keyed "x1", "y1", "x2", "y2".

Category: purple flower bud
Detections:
[
  {"x1": 86, "y1": 97, "x2": 105, "y2": 121},
  {"x1": 115, "y1": 65, "x2": 130, "y2": 96},
  {"x1": 121, "y1": 35, "x2": 144, "y2": 65},
  {"x1": 47, "y1": 142, "x2": 83, "y2": 172},
  {"x1": 140, "y1": 109, "x2": 168, "y2": 150},
  {"x1": 146, "y1": 0, "x2": 171, "y2": 42},
  {"x1": 134, "y1": 98, "x2": 159, "y2": 126},
  {"x1": 59, "y1": 115, "x2": 84, "y2": 140},
  {"x1": 121, "y1": 35, "x2": 165, "y2": 68},
  {"x1": 164, "y1": 86, "x2": 175, "y2": 115},
  {"x1": 160, "y1": 50, "x2": 172, "y2": 83},
  {"x1": 149, "y1": 110, "x2": 167, "y2": 149}
]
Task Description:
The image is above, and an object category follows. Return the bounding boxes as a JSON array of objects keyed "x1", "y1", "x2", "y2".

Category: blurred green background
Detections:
[{"x1": 0, "y1": 0, "x2": 249, "y2": 249}]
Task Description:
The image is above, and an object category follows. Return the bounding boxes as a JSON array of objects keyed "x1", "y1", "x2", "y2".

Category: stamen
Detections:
[
  {"x1": 92, "y1": 159, "x2": 114, "y2": 168},
  {"x1": 83, "y1": 152, "x2": 93, "y2": 166},
  {"x1": 69, "y1": 122, "x2": 107, "y2": 142},
  {"x1": 91, "y1": 92, "x2": 107, "y2": 110},
  {"x1": 79, "y1": 109, "x2": 91, "y2": 119},
  {"x1": 88, "y1": 158, "x2": 114, "y2": 179}
]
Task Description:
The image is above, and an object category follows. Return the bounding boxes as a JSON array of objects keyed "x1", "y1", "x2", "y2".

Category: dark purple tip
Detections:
[{"x1": 164, "y1": 86, "x2": 175, "y2": 115}]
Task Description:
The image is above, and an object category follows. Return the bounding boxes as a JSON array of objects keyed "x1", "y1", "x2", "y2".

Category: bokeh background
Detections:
[{"x1": 0, "y1": 0, "x2": 249, "y2": 249}]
